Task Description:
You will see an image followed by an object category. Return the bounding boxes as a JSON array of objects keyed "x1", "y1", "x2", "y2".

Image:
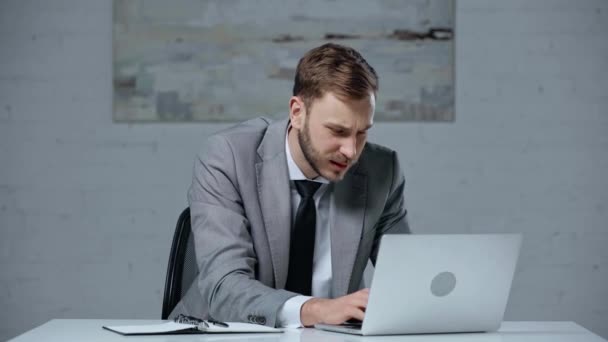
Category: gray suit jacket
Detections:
[{"x1": 170, "y1": 117, "x2": 410, "y2": 326}]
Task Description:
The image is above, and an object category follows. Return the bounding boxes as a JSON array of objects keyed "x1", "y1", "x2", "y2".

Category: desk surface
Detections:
[{"x1": 9, "y1": 320, "x2": 606, "y2": 342}]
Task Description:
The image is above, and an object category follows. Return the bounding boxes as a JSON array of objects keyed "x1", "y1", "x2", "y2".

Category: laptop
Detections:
[{"x1": 315, "y1": 234, "x2": 522, "y2": 336}]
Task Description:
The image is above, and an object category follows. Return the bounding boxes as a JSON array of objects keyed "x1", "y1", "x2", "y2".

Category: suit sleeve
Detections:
[
  {"x1": 370, "y1": 150, "x2": 411, "y2": 265},
  {"x1": 188, "y1": 134, "x2": 296, "y2": 327}
]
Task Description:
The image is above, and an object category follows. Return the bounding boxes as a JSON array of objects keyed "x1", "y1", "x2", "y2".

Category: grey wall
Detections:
[{"x1": 1, "y1": 0, "x2": 607, "y2": 340}]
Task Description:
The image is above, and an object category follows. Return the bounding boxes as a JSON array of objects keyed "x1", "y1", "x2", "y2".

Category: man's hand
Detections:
[{"x1": 300, "y1": 288, "x2": 369, "y2": 327}]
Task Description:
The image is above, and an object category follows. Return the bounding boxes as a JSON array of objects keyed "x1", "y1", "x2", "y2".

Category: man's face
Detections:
[{"x1": 292, "y1": 92, "x2": 375, "y2": 182}]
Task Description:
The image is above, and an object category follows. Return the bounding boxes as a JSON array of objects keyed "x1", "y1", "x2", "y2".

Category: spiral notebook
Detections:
[{"x1": 102, "y1": 315, "x2": 283, "y2": 335}]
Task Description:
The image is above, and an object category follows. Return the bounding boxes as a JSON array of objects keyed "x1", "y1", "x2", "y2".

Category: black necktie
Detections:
[{"x1": 285, "y1": 180, "x2": 322, "y2": 296}]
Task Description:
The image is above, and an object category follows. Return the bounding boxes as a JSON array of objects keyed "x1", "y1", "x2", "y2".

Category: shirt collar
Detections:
[{"x1": 285, "y1": 128, "x2": 329, "y2": 184}]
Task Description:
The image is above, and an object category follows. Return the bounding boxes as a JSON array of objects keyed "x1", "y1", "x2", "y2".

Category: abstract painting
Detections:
[{"x1": 113, "y1": 0, "x2": 454, "y2": 121}]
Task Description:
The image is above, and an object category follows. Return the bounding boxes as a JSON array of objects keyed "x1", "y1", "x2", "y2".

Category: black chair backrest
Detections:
[{"x1": 162, "y1": 207, "x2": 198, "y2": 319}]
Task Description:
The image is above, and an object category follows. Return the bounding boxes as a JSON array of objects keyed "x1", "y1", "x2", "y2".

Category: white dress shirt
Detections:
[{"x1": 277, "y1": 133, "x2": 333, "y2": 327}]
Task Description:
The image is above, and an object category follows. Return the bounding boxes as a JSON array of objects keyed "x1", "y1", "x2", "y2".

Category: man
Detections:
[{"x1": 170, "y1": 43, "x2": 410, "y2": 327}]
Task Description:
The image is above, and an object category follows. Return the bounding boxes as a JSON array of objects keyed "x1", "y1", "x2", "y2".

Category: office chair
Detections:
[{"x1": 162, "y1": 207, "x2": 198, "y2": 319}]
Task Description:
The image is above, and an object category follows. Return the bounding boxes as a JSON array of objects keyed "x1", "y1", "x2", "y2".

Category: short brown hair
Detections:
[{"x1": 293, "y1": 43, "x2": 378, "y2": 108}]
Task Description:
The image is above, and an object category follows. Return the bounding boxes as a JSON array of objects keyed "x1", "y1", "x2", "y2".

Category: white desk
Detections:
[{"x1": 8, "y1": 320, "x2": 606, "y2": 342}]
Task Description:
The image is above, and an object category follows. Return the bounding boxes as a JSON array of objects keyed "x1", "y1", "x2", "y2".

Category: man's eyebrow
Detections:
[
  {"x1": 325, "y1": 123, "x2": 349, "y2": 130},
  {"x1": 325, "y1": 123, "x2": 373, "y2": 131},
  {"x1": 356, "y1": 124, "x2": 373, "y2": 133},
  {"x1": 326, "y1": 122, "x2": 374, "y2": 131}
]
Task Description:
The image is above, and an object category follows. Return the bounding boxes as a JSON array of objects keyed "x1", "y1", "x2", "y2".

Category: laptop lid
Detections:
[
  {"x1": 317, "y1": 234, "x2": 521, "y2": 336},
  {"x1": 360, "y1": 234, "x2": 522, "y2": 335}
]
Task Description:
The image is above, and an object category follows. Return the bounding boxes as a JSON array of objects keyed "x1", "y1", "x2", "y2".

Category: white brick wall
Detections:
[{"x1": 1, "y1": 0, "x2": 607, "y2": 340}]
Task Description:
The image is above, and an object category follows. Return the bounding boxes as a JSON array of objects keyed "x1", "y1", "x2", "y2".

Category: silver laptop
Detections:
[{"x1": 315, "y1": 234, "x2": 522, "y2": 336}]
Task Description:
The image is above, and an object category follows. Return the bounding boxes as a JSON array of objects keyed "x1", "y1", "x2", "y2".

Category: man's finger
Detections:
[
  {"x1": 348, "y1": 290, "x2": 369, "y2": 301},
  {"x1": 345, "y1": 297, "x2": 368, "y2": 309},
  {"x1": 347, "y1": 307, "x2": 366, "y2": 321}
]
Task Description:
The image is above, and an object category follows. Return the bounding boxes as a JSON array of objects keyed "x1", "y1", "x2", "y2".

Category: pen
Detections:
[
  {"x1": 174, "y1": 314, "x2": 204, "y2": 325},
  {"x1": 207, "y1": 318, "x2": 229, "y2": 328},
  {"x1": 175, "y1": 314, "x2": 229, "y2": 328}
]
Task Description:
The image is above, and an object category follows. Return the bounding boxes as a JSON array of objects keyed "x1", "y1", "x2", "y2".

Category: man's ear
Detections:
[{"x1": 289, "y1": 96, "x2": 306, "y2": 130}]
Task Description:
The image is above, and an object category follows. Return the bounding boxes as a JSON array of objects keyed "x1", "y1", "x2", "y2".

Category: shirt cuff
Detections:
[{"x1": 277, "y1": 295, "x2": 313, "y2": 328}]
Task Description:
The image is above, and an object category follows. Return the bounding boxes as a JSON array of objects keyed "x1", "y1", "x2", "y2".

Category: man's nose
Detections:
[{"x1": 340, "y1": 136, "x2": 357, "y2": 160}]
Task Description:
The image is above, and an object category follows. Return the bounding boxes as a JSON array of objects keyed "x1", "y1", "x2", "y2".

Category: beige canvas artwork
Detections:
[{"x1": 113, "y1": 0, "x2": 454, "y2": 122}]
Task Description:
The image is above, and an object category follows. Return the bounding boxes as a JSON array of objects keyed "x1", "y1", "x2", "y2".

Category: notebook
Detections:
[
  {"x1": 315, "y1": 234, "x2": 522, "y2": 336},
  {"x1": 103, "y1": 318, "x2": 283, "y2": 335}
]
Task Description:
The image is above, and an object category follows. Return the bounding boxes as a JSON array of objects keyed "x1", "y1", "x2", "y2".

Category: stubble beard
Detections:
[{"x1": 297, "y1": 118, "x2": 346, "y2": 182}]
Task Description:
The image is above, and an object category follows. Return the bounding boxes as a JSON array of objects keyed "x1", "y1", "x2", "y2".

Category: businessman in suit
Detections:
[{"x1": 170, "y1": 43, "x2": 410, "y2": 327}]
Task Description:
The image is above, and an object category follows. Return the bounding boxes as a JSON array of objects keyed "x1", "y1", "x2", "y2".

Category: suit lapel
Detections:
[
  {"x1": 331, "y1": 168, "x2": 367, "y2": 297},
  {"x1": 255, "y1": 118, "x2": 292, "y2": 289},
  {"x1": 255, "y1": 118, "x2": 369, "y2": 294}
]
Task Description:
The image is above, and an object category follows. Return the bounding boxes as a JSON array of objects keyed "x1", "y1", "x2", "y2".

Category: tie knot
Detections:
[{"x1": 294, "y1": 180, "x2": 321, "y2": 198}]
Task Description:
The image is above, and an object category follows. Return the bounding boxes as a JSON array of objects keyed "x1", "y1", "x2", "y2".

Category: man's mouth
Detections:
[{"x1": 330, "y1": 160, "x2": 348, "y2": 170}]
